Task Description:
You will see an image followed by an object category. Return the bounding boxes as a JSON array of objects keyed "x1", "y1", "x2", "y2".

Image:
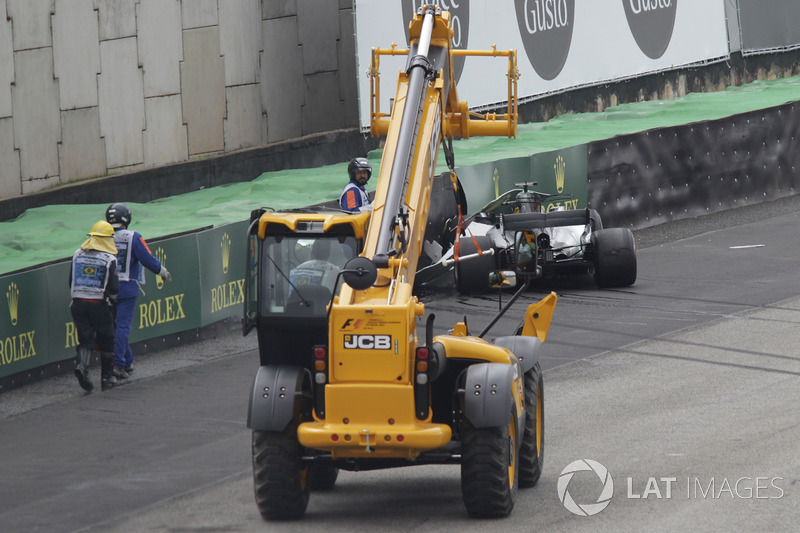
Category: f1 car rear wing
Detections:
[{"x1": 502, "y1": 208, "x2": 591, "y2": 231}]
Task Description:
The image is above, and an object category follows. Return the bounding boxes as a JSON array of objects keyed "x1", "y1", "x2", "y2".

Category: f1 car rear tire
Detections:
[
  {"x1": 460, "y1": 408, "x2": 519, "y2": 517},
  {"x1": 308, "y1": 464, "x2": 339, "y2": 491},
  {"x1": 519, "y1": 363, "x2": 544, "y2": 488},
  {"x1": 454, "y1": 235, "x2": 496, "y2": 295},
  {"x1": 591, "y1": 228, "x2": 637, "y2": 288},
  {"x1": 588, "y1": 209, "x2": 603, "y2": 231},
  {"x1": 252, "y1": 423, "x2": 310, "y2": 520}
]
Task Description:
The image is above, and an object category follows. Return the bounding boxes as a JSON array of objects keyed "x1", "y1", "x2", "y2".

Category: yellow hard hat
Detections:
[
  {"x1": 81, "y1": 220, "x2": 117, "y2": 254},
  {"x1": 88, "y1": 220, "x2": 115, "y2": 238}
]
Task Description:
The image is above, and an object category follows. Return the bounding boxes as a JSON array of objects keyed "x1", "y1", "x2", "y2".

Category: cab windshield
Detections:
[{"x1": 259, "y1": 235, "x2": 357, "y2": 317}]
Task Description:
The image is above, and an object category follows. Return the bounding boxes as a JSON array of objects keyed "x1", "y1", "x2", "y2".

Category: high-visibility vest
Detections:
[
  {"x1": 113, "y1": 229, "x2": 145, "y2": 283},
  {"x1": 70, "y1": 249, "x2": 116, "y2": 300}
]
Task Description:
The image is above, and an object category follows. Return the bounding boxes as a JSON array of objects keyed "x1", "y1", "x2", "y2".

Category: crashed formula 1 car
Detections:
[{"x1": 417, "y1": 182, "x2": 637, "y2": 294}]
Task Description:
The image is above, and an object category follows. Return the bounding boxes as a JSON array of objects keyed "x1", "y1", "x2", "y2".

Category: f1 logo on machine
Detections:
[
  {"x1": 343, "y1": 334, "x2": 392, "y2": 350},
  {"x1": 340, "y1": 318, "x2": 362, "y2": 330}
]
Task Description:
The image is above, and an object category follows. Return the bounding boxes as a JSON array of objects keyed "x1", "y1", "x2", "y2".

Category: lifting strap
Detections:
[{"x1": 451, "y1": 173, "x2": 483, "y2": 263}]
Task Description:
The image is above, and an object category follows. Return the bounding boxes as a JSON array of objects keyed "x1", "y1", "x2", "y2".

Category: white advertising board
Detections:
[{"x1": 354, "y1": 0, "x2": 730, "y2": 128}]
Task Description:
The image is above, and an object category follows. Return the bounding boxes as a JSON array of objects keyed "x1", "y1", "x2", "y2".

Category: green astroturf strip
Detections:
[{"x1": 2, "y1": 74, "x2": 799, "y2": 275}]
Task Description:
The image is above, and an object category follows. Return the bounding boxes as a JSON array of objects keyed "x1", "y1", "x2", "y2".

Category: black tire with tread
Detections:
[
  {"x1": 591, "y1": 227, "x2": 637, "y2": 288},
  {"x1": 460, "y1": 410, "x2": 518, "y2": 517},
  {"x1": 519, "y1": 363, "x2": 544, "y2": 488},
  {"x1": 252, "y1": 423, "x2": 310, "y2": 520},
  {"x1": 454, "y1": 235, "x2": 496, "y2": 295},
  {"x1": 588, "y1": 209, "x2": 603, "y2": 231}
]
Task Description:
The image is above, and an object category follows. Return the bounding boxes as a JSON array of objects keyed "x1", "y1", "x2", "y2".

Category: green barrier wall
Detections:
[
  {"x1": 49, "y1": 262, "x2": 75, "y2": 366},
  {"x1": 455, "y1": 146, "x2": 588, "y2": 211},
  {"x1": 0, "y1": 220, "x2": 249, "y2": 381},
  {"x1": 0, "y1": 152, "x2": 589, "y2": 385},
  {"x1": 197, "y1": 222, "x2": 248, "y2": 326},
  {"x1": 130, "y1": 233, "x2": 202, "y2": 341},
  {"x1": 1, "y1": 267, "x2": 51, "y2": 375}
]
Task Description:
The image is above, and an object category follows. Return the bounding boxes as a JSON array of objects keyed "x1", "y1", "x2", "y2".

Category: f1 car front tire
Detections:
[{"x1": 454, "y1": 236, "x2": 496, "y2": 295}]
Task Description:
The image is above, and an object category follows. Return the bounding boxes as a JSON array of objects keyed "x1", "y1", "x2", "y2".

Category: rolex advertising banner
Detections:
[
  {"x1": 455, "y1": 157, "x2": 531, "y2": 213},
  {"x1": 0, "y1": 146, "x2": 589, "y2": 383},
  {"x1": 48, "y1": 261, "x2": 77, "y2": 367},
  {"x1": 1, "y1": 223, "x2": 252, "y2": 382},
  {"x1": 531, "y1": 145, "x2": 588, "y2": 211},
  {"x1": 0, "y1": 267, "x2": 51, "y2": 377},
  {"x1": 129, "y1": 234, "x2": 202, "y2": 342},
  {"x1": 354, "y1": 1, "x2": 730, "y2": 129},
  {"x1": 455, "y1": 145, "x2": 588, "y2": 213},
  {"x1": 197, "y1": 221, "x2": 248, "y2": 326}
]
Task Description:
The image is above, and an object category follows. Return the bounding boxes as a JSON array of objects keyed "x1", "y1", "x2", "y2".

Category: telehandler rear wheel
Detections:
[
  {"x1": 460, "y1": 409, "x2": 519, "y2": 517},
  {"x1": 519, "y1": 363, "x2": 544, "y2": 487},
  {"x1": 252, "y1": 422, "x2": 310, "y2": 520}
]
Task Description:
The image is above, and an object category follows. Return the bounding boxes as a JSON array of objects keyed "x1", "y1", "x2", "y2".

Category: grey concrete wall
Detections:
[
  {"x1": 0, "y1": 0, "x2": 360, "y2": 199},
  {"x1": 2, "y1": 0, "x2": 799, "y2": 212}
]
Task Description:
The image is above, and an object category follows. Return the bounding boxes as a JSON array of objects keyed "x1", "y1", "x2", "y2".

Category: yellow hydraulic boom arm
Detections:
[
  {"x1": 317, "y1": 4, "x2": 520, "y2": 383},
  {"x1": 294, "y1": 4, "x2": 535, "y2": 459},
  {"x1": 247, "y1": 5, "x2": 557, "y2": 519},
  {"x1": 343, "y1": 6, "x2": 519, "y2": 307}
]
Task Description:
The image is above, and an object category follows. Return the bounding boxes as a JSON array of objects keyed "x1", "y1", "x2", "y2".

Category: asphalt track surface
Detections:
[{"x1": 1, "y1": 195, "x2": 799, "y2": 532}]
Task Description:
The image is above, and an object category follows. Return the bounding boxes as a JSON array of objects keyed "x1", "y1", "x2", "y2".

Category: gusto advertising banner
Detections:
[{"x1": 354, "y1": 0, "x2": 730, "y2": 128}]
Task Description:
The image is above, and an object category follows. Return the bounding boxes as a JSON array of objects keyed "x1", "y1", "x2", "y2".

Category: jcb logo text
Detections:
[{"x1": 344, "y1": 334, "x2": 391, "y2": 350}]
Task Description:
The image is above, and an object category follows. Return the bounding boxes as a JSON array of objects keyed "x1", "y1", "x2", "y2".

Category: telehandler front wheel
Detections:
[
  {"x1": 460, "y1": 409, "x2": 519, "y2": 518},
  {"x1": 519, "y1": 363, "x2": 544, "y2": 487},
  {"x1": 252, "y1": 422, "x2": 310, "y2": 520}
]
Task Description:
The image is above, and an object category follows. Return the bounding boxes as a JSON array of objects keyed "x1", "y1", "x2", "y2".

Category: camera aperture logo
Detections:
[
  {"x1": 559, "y1": 459, "x2": 785, "y2": 517},
  {"x1": 558, "y1": 459, "x2": 614, "y2": 516}
]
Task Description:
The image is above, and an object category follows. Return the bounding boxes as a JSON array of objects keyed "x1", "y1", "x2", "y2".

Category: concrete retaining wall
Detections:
[
  {"x1": 0, "y1": 0, "x2": 359, "y2": 199},
  {"x1": 2, "y1": 1, "x2": 800, "y2": 224}
]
